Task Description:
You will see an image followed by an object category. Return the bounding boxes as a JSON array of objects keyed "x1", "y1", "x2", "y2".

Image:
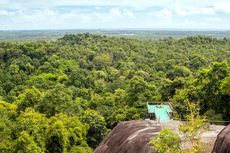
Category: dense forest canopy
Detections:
[{"x1": 0, "y1": 33, "x2": 230, "y2": 152}]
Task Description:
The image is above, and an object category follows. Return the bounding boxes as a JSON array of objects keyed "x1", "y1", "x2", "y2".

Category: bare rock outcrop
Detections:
[
  {"x1": 212, "y1": 124, "x2": 230, "y2": 153},
  {"x1": 94, "y1": 120, "x2": 161, "y2": 153}
]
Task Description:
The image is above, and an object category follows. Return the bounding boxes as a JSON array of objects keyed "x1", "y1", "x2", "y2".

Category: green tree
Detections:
[
  {"x1": 16, "y1": 108, "x2": 48, "y2": 152},
  {"x1": 0, "y1": 102, "x2": 16, "y2": 153},
  {"x1": 15, "y1": 131, "x2": 43, "y2": 153},
  {"x1": 179, "y1": 102, "x2": 207, "y2": 153},
  {"x1": 38, "y1": 84, "x2": 73, "y2": 117},
  {"x1": 81, "y1": 109, "x2": 108, "y2": 148},
  {"x1": 93, "y1": 53, "x2": 112, "y2": 69},
  {"x1": 15, "y1": 86, "x2": 43, "y2": 112},
  {"x1": 46, "y1": 113, "x2": 90, "y2": 153}
]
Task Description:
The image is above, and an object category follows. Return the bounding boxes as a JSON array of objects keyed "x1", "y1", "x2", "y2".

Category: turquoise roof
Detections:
[
  {"x1": 148, "y1": 104, "x2": 155, "y2": 113},
  {"x1": 147, "y1": 103, "x2": 173, "y2": 121},
  {"x1": 148, "y1": 104, "x2": 172, "y2": 113}
]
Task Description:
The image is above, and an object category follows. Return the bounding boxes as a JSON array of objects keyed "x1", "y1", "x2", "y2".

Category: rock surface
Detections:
[
  {"x1": 94, "y1": 120, "x2": 225, "y2": 153},
  {"x1": 212, "y1": 124, "x2": 230, "y2": 153},
  {"x1": 161, "y1": 120, "x2": 225, "y2": 152},
  {"x1": 93, "y1": 120, "x2": 161, "y2": 153}
]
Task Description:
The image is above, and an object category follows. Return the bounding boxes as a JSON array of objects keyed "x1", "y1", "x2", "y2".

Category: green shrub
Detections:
[{"x1": 149, "y1": 128, "x2": 181, "y2": 153}]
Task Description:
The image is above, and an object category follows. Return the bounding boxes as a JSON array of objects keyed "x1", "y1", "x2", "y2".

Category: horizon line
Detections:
[{"x1": 1, "y1": 28, "x2": 230, "y2": 32}]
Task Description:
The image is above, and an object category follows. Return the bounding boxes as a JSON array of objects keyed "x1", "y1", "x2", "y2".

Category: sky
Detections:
[{"x1": 0, "y1": 0, "x2": 230, "y2": 30}]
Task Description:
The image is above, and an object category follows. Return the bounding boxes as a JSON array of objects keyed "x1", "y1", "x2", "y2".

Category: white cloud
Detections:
[
  {"x1": 0, "y1": 0, "x2": 171, "y2": 10},
  {"x1": 205, "y1": 17, "x2": 222, "y2": 22},
  {"x1": 0, "y1": 0, "x2": 9, "y2": 5},
  {"x1": 0, "y1": 0, "x2": 230, "y2": 30},
  {"x1": 174, "y1": 1, "x2": 188, "y2": 16},
  {"x1": 1, "y1": 6, "x2": 136, "y2": 29},
  {"x1": 0, "y1": 10, "x2": 11, "y2": 16},
  {"x1": 109, "y1": 8, "x2": 134, "y2": 19},
  {"x1": 172, "y1": 0, "x2": 230, "y2": 16},
  {"x1": 123, "y1": 10, "x2": 134, "y2": 18},
  {"x1": 173, "y1": 0, "x2": 215, "y2": 16},
  {"x1": 214, "y1": 1, "x2": 230, "y2": 13},
  {"x1": 109, "y1": 8, "x2": 123, "y2": 18},
  {"x1": 157, "y1": 8, "x2": 172, "y2": 18},
  {"x1": 0, "y1": 9, "x2": 22, "y2": 16},
  {"x1": 198, "y1": 7, "x2": 215, "y2": 15}
]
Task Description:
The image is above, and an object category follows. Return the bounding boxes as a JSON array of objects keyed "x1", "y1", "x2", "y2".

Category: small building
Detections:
[{"x1": 147, "y1": 102, "x2": 173, "y2": 122}]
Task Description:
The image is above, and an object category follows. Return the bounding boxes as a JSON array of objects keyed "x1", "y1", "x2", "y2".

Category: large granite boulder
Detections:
[
  {"x1": 94, "y1": 120, "x2": 161, "y2": 153},
  {"x1": 212, "y1": 125, "x2": 230, "y2": 153}
]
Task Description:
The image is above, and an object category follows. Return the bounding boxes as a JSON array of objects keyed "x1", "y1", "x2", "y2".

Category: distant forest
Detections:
[
  {"x1": 0, "y1": 34, "x2": 230, "y2": 152},
  {"x1": 0, "y1": 30, "x2": 230, "y2": 41}
]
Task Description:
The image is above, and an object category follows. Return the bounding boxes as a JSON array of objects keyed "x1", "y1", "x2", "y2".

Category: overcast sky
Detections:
[{"x1": 0, "y1": 0, "x2": 230, "y2": 30}]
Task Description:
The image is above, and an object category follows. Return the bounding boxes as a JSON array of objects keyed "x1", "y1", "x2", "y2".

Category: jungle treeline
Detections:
[{"x1": 0, "y1": 33, "x2": 230, "y2": 152}]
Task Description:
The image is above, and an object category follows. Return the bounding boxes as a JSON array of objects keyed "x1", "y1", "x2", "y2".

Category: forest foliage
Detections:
[{"x1": 0, "y1": 33, "x2": 230, "y2": 152}]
